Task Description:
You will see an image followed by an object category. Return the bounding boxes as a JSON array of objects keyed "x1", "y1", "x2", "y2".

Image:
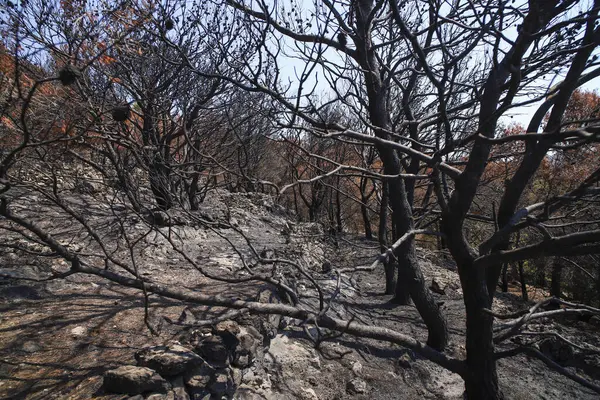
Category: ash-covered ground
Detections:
[{"x1": 0, "y1": 188, "x2": 599, "y2": 399}]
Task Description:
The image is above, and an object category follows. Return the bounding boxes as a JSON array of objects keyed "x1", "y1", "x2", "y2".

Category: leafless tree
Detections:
[
  {"x1": 205, "y1": 0, "x2": 600, "y2": 397},
  {"x1": 2, "y1": 1, "x2": 600, "y2": 400}
]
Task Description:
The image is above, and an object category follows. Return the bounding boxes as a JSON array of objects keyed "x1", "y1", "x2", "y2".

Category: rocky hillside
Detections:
[{"x1": 0, "y1": 189, "x2": 599, "y2": 399}]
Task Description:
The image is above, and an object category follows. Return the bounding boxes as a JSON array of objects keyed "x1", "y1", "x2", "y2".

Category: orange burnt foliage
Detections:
[
  {"x1": 0, "y1": 46, "x2": 93, "y2": 152},
  {"x1": 481, "y1": 89, "x2": 600, "y2": 206}
]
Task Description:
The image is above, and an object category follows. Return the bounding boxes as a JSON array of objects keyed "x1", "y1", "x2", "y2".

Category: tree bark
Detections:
[
  {"x1": 379, "y1": 181, "x2": 395, "y2": 295},
  {"x1": 453, "y1": 251, "x2": 503, "y2": 399},
  {"x1": 188, "y1": 171, "x2": 200, "y2": 211},
  {"x1": 149, "y1": 158, "x2": 173, "y2": 211},
  {"x1": 441, "y1": 211, "x2": 502, "y2": 398},
  {"x1": 550, "y1": 259, "x2": 563, "y2": 299},
  {"x1": 352, "y1": 0, "x2": 447, "y2": 350},
  {"x1": 463, "y1": 288, "x2": 504, "y2": 399},
  {"x1": 360, "y1": 176, "x2": 373, "y2": 240},
  {"x1": 385, "y1": 169, "x2": 446, "y2": 349},
  {"x1": 518, "y1": 261, "x2": 528, "y2": 302},
  {"x1": 335, "y1": 179, "x2": 343, "y2": 233},
  {"x1": 501, "y1": 263, "x2": 509, "y2": 293}
]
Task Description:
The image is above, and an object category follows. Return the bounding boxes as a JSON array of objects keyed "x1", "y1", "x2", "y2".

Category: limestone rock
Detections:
[
  {"x1": 301, "y1": 387, "x2": 319, "y2": 400},
  {"x1": 214, "y1": 320, "x2": 241, "y2": 336},
  {"x1": 214, "y1": 320, "x2": 241, "y2": 352},
  {"x1": 184, "y1": 364, "x2": 214, "y2": 398},
  {"x1": 398, "y1": 352, "x2": 414, "y2": 369},
  {"x1": 71, "y1": 326, "x2": 87, "y2": 337},
  {"x1": 146, "y1": 393, "x2": 174, "y2": 400},
  {"x1": 21, "y1": 341, "x2": 42, "y2": 353},
  {"x1": 136, "y1": 344, "x2": 203, "y2": 377},
  {"x1": 539, "y1": 337, "x2": 574, "y2": 364},
  {"x1": 209, "y1": 369, "x2": 235, "y2": 397},
  {"x1": 430, "y1": 279, "x2": 446, "y2": 295},
  {"x1": 351, "y1": 361, "x2": 363, "y2": 376},
  {"x1": 103, "y1": 365, "x2": 168, "y2": 395},
  {"x1": 171, "y1": 376, "x2": 191, "y2": 400},
  {"x1": 346, "y1": 378, "x2": 367, "y2": 394},
  {"x1": 233, "y1": 333, "x2": 258, "y2": 368},
  {"x1": 196, "y1": 335, "x2": 231, "y2": 366}
]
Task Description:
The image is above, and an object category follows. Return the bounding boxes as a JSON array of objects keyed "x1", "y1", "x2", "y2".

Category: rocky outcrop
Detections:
[
  {"x1": 102, "y1": 319, "x2": 269, "y2": 399},
  {"x1": 539, "y1": 337, "x2": 575, "y2": 364},
  {"x1": 135, "y1": 344, "x2": 203, "y2": 377},
  {"x1": 103, "y1": 365, "x2": 169, "y2": 395}
]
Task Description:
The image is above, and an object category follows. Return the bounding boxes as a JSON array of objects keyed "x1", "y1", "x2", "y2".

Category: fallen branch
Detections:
[
  {"x1": 73, "y1": 261, "x2": 467, "y2": 377},
  {"x1": 495, "y1": 346, "x2": 600, "y2": 395},
  {"x1": 489, "y1": 298, "x2": 600, "y2": 344},
  {"x1": 518, "y1": 331, "x2": 600, "y2": 355}
]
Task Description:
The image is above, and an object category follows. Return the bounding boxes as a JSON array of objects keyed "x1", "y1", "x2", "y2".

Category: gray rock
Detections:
[
  {"x1": 171, "y1": 376, "x2": 191, "y2": 400},
  {"x1": 209, "y1": 369, "x2": 235, "y2": 397},
  {"x1": 321, "y1": 260, "x2": 332, "y2": 274},
  {"x1": 103, "y1": 365, "x2": 168, "y2": 395},
  {"x1": 398, "y1": 352, "x2": 414, "y2": 369},
  {"x1": 196, "y1": 335, "x2": 231, "y2": 366},
  {"x1": 184, "y1": 364, "x2": 214, "y2": 397},
  {"x1": 233, "y1": 334, "x2": 258, "y2": 368},
  {"x1": 71, "y1": 326, "x2": 87, "y2": 338},
  {"x1": 301, "y1": 387, "x2": 319, "y2": 400},
  {"x1": 346, "y1": 378, "x2": 367, "y2": 394},
  {"x1": 21, "y1": 341, "x2": 42, "y2": 353},
  {"x1": 214, "y1": 320, "x2": 241, "y2": 336},
  {"x1": 0, "y1": 285, "x2": 43, "y2": 301},
  {"x1": 539, "y1": 337, "x2": 574, "y2": 364},
  {"x1": 231, "y1": 367, "x2": 243, "y2": 386},
  {"x1": 74, "y1": 180, "x2": 98, "y2": 194},
  {"x1": 150, "y1": 211, "x2": 171, "y2": 226},
  {"x1": 146, "y1": 393, "x2": 173, "y2": 400},
  {"x1": 136, "y1": 344, "x2": 203, "y2": 377},
  {"x1": 351, "y1": 361, "x2": 363, "y2": 376}
]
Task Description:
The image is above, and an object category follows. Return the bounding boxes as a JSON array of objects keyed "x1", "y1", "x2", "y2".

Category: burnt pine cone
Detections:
[
  {"x1": 112, "y1": 105, "x2": 130, "y2": 122},
  {"x1": 58, "y1": 65, "x2": 81, "y2": 86}
]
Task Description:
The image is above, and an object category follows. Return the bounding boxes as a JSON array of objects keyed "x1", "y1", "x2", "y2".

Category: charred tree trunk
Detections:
[
  {"x1": 519, "y1": 261, "x2": 528, "y2": 302},
  {"x1": 501, "y1": 263, "x2": 509, "y2": 293},
  {"x1": 352, "y1": 0, "x2": 448, "y2": 351},
  {"x1": 188, "y1": 171, "x2": 200, "y2": 211},
  {"x1": 463, "y1": 278, "x2": 503, "y2": 399},
  {"x1": 384, "y1": 167, "x2": 446, "y2": 349},
  {"x1": 535, "y1": 262, "x2": 546, "y2": 288},
  {"x1": 361, "y1": 202, "x2": 373, "y2": 239},
  {"x1": 149, "y1": 155, "x2": 173, "y2": 211},
  {"x1": 550, "y1": 259, "x2": 563, "y2": 299},
  {"x1": 379, "y1": 181, "x2": 395, "y2": 295},
  {"x1": 442, "y1": 213, "x2": 503, "y2": 399},
  {"x1": 292, "y1": 186, "x2": 300, "y2": 219},
  {"x1": 360, "y1": 176, "x2": 373, "y2": 239},
  {"x1": 390, "y1": 210, "x2": 411, "y2": 306},
  {"x1": 335, "y1": 180, "x2": 343, "y2": 233}
]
